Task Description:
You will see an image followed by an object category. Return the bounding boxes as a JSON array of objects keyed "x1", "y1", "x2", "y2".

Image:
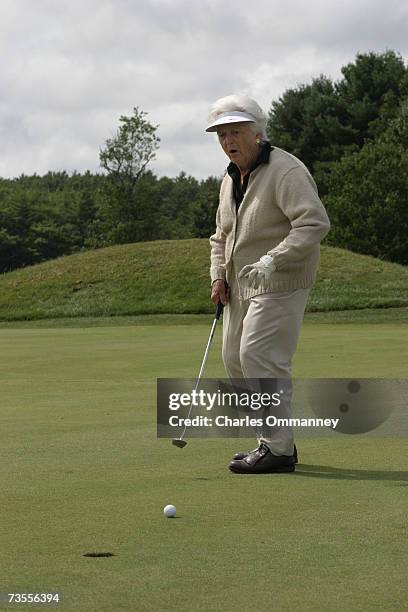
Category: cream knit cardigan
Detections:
[{"x1": 209, "y1": 147, "x2": 331, "y2": 300}]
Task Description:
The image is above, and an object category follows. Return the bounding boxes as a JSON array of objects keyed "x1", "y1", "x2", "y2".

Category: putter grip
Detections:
[{"x1": 215, "y1": 300, "x2": 224, "y2": 319}]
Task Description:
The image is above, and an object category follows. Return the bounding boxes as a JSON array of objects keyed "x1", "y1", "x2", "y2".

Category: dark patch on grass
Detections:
[{"x1": 83, "y1": 552, "x2": 115, "y2": 558}]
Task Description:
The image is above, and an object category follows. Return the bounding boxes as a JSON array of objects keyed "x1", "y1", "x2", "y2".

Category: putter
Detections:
[{"x1": 172, "y1": 299, "x2": 225, "y2": 448}]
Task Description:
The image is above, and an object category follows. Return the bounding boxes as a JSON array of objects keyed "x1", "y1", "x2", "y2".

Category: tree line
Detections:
[
  {"x1": 269, "y1": 50, "x2": 408, "y2": 265},
  {"x1": 0, "y1": 169, "x2": 220, "y2": 272},
  {"x1": 1, "y1": 50, "x2": 407, "y2": 273}
]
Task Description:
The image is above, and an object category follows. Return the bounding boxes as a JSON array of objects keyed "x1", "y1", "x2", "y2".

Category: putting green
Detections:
[{"x1": 1, "y1": 321, "x2": 407, "y2": 611}]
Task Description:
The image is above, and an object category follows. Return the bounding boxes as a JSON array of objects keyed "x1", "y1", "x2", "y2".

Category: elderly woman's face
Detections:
[{"x1": 216, "y1": 122, "x2": 260, "y2": 173}]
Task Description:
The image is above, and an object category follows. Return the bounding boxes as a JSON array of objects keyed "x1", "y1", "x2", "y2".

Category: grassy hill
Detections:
[{"x1": 0, "y1": 239, "x2": 407, "y2": 321}]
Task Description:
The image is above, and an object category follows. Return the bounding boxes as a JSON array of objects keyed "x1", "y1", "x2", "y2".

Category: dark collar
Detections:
[{"x1": 227, "y1": 141, "x2": 273, "y2": 209}]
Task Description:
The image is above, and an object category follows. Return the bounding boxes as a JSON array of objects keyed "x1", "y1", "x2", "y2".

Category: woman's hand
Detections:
[
  {"x1": 238, "y1": 255, "x2": 276, "y2": 289},
  {"x1": 211, "y1": 279, "x2": 230, "y2": 305}
]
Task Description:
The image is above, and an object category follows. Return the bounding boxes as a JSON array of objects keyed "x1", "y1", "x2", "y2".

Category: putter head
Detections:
[{"x1": 172, "y1": 438, "x2": 187, "y2": 448}]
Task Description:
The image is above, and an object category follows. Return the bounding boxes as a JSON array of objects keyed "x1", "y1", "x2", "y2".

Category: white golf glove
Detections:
[{"x1": 238, "y1": 255, "x2": 276, "y2": 289}]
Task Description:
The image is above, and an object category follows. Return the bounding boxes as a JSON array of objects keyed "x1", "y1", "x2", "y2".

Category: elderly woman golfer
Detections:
[{"x1": 207, "y1": 94, "x2": 330, "y2": 474}]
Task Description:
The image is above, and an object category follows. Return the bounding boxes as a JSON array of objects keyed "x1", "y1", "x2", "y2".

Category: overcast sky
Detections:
[{"x1": 1, "y1": 0, "x2": 407, "y2": 180}]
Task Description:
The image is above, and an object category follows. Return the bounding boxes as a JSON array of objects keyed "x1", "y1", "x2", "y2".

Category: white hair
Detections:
[{"x1": 208, "y1": 94, "x2": 268, "y2": 139}]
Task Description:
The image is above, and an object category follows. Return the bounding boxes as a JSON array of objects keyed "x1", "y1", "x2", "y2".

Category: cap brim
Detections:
[{"x1": 205, "y1": 115, "x2": 256, "y2": 132}]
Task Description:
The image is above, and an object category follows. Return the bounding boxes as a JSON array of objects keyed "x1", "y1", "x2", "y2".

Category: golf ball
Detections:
[{"x1": 163, "y1": 504, "x2": 176, "y2": 518}]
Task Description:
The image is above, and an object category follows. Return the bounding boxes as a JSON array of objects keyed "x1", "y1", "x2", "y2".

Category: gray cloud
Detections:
[{"x1": 0, "y1": 0, "x2": 407, "y2": 179}]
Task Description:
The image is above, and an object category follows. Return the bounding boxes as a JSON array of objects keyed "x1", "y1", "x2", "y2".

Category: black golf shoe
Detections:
[
  {"x1": 233, "y1": 444, "x2": 298, "y2": 464},
  {"x1": 229, "y1": 443, "x2": 295, "y2": 474}
]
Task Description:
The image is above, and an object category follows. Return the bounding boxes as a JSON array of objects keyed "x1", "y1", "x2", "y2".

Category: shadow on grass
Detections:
[{"x1": 296, "y1": 464, "x2": 408, "y2": 482}]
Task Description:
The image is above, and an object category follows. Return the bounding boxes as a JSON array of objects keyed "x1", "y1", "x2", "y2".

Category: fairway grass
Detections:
[{"x1": 1, "y1": 322, "x2": 407, "y2": 611}]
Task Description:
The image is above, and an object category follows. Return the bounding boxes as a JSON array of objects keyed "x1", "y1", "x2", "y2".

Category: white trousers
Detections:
[{"x1": 222, "y1": 272, "x2": 310, "y2": 456}]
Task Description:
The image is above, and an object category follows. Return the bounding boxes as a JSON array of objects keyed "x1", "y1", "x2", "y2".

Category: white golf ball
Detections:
[{"x1": 163, "y1": 504, "x2": 176, "y2": 518}]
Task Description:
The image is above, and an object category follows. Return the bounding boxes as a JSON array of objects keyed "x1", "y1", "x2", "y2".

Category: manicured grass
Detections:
[
  {"x1": 1, "y1": 321, "x2": 407, "y2": 611},
  {"x1": 0, "y1": 239, "x2": 407, "y2": 321}
]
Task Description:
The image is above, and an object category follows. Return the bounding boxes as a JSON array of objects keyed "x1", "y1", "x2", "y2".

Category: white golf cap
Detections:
[{"x1": 205, "y1": 110, "x2": 256, "y2": 132}]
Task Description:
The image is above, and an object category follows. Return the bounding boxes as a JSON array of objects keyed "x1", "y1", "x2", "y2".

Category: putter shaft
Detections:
[{"x1": 172, "y1": 300, "x2": 224, "y2": 448}]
